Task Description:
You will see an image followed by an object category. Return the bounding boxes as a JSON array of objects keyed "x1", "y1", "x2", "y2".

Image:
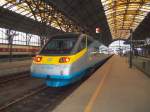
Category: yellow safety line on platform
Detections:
[{"x1": 84, "y1": 58, "x2": 112, "y2": 112}]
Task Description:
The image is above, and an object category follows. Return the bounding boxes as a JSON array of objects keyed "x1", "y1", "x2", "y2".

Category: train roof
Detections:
[
  {"x1": 48, "y1": 33, "x2": 99, "y2": 44},
  {"x1": 49, "y1": 32, "x2": 82, "y2": 39}
]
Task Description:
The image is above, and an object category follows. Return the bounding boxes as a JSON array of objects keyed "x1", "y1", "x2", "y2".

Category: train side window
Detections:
[{"x1": 78, "y1": 37, "x2": 86, "y2": 52}]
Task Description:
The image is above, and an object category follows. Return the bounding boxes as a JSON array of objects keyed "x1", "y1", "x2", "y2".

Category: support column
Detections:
[
  {"x1": 129, "y1": 29, "x2": 133, "y2": 68},
  {"x1": 6, "y1": 29, "x2": 16, "y2": 62}
]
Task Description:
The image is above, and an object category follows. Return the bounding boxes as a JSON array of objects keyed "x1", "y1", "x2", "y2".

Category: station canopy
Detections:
[
  {"x1": 0, "y1": 0, "x2": 113, "y2": 45},
  {"x1": 101, "y1": 0, "x2": 150, "y2": 40},
  {"x1": 0, "y1": 0, "x2": 81, "y2": 32},
  {"x1": 0, "y1": 0, "x2": 150, "y2": 45}
]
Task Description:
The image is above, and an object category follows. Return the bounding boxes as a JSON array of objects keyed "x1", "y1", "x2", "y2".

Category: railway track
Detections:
[
  {"x1": 0, "y1": 84, "x2": 47, "y2": 111},
  {"x1": 0, "y1": 59, "x2": 109, "y2": 112},
  {"x1": 0, "y1": 69, "x2": 95, "y2": 112},
  {"x1": 0, "y1": 83, "x2": 82, "y2": 112},
  {"x1": 0, "y1": 72, "x2": 30, "y2": 85}
]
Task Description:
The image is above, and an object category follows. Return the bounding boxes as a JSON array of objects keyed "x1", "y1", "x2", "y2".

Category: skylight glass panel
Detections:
[
  {"x1": 0, "y1": 0, "x2": 7, "y2": 6},
  {"x1": 101, "y1": 0, "x2": 150, "y2": 39},
  {"x1": 0, "y1": 0, "x2": 68, "y2": 31}
]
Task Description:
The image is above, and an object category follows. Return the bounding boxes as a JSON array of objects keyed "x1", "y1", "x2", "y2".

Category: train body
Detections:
[
  {"x1": 31, "y1": 33, "x2": 110, "y2": 87},
  {"x1": 0, "y1": 44, "x2": 39, "y2": 57}
]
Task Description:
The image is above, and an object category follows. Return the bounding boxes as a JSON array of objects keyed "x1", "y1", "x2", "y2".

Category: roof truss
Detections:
[
  {"x1": 0, "y1": 0, "x2": 82, "y2": 32},
  {"x1": 101, "y1": 0, "x2": 150, "y2": 40}
]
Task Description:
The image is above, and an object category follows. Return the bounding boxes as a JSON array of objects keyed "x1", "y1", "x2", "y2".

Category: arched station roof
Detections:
[
  {"x1": 0, "y1": 0, "x2": 82, "y2": 37},
  {"x1": 0, "y1": 0, "x2": 113, "y2": 45},
  {"x1": 44, "y1": 0, "x2": 113, "y2": 45},
  {"x1": 133, "y1": 11, "x2": 150, "y2": 40},
  {"x1": 0, "y1": 0, "x2": 150, "y2": 45},
  {"x1": 101, "y1": 0, "x2": 150, "y2": 40},
  {"x1": 0, "y1": 7, "x2": 63, "y2": 37}
]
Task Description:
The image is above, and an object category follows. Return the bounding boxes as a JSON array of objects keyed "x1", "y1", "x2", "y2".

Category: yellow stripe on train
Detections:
[{"x1": 33, "y1": 48, "x2": 87, "y2": 65}]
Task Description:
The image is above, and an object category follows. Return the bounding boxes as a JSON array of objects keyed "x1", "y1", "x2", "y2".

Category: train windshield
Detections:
[{"x1": 40, "y1": 37, "x2": 77, "y2": 55}]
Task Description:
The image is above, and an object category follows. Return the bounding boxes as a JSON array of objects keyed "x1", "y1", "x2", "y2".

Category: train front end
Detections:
[
  {"x1": 31, "y1": 55, "x2": 73, "y2": 87},
  {"x1": 31, "y1": 34, "x2": 85, "y2": 87}
]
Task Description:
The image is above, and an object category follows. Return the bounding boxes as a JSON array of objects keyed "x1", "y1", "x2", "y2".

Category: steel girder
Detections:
[
  {"x1": 0, "y1": 7, "x2": 63, "y2": 37},
  {"x1": 0, "y1": 0, "x2": 83, "y2": 33},
  {"x1": 43, "y1": 0, "x2": 112, "y2": 45}
]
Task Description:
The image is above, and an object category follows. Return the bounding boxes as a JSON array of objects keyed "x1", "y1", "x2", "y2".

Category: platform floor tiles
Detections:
[{"x1": 52, "y1": 55, "x2": 150, "y2": 112}]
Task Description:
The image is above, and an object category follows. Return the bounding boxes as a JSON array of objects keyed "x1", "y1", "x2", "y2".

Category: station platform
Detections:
[
  {"x1": 0, "y1": 60, "x2": 31, "y2": 77},
  {"x1": 52, "y1": 55, "x2": 150, "y2": 112},
  {"x1": 133, "y1": 56, "x2": 150, "y2": 76}
]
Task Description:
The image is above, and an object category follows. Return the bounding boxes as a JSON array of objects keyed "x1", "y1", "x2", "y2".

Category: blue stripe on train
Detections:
[
  {"x1": 46, "y1": 70, "x2": 87, "y2": 87},
  {"x1": 31, "y1": 69, "x2": 87, "y2": 87}
]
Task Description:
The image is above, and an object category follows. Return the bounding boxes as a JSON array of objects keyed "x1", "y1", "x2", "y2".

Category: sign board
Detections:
[{"x1": 96, "y1": 27, "x2": 101, "y2": 33}]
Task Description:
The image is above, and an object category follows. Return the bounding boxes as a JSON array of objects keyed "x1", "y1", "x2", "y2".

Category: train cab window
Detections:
[
  {"x1": 40, "y1": 37, "x2": 77, "y2": 55},
  {"x1": 78, "y1": 37, "x2": 86, "y2": 52}
]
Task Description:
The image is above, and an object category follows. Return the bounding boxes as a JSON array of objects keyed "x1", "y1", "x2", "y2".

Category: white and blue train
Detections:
[{"x1": 31, "y1": 33, "x2": 110, "y2": 87}]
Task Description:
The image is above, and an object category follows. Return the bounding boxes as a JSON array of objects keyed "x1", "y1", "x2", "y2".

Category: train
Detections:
[
  {"x1": 0, "y1": 44, "x2": 39, "y2": 58},
  {"x1": 31, "y1": 33, "x2": 110, "y2": 87}
]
